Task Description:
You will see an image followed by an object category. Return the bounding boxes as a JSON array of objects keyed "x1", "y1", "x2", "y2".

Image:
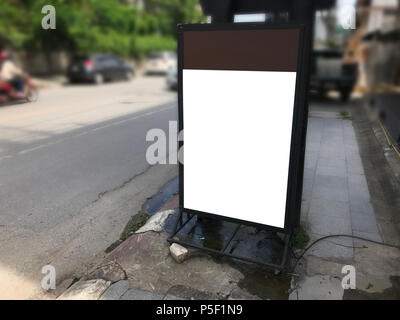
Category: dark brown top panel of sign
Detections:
[{"x1": 183, "y1": 28, "x2": 299, "y2": 72}]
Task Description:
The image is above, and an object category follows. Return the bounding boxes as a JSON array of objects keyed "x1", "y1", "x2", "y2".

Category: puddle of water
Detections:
[
  {"x1": 236, "y1": 263, "x2": 291, "y2": 300},
  {"x1": 144, "y1": 177, "x2": 178, "y2": 215},
  {"x1": 165, "y1": 212, "x2": 284, "y2": 266}
]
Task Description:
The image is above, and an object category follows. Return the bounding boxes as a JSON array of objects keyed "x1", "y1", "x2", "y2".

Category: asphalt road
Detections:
[{"x1": 0, "y1": 76, "x2": 178, "y2": 298}]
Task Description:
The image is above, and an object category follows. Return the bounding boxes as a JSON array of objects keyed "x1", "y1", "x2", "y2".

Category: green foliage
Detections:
[
  {"x1": 0, "y1": 0, "x2": 203, "y2": 58},
  {"x1": 145, "y1": 0, "x2": 205, "y2": 36},
  {"x1": 133, "y1": 35, "x2": 176, "y2": 59},
  {"x1": 293, "y1": 226, "x2": 310, "y2": 249},
  {"x1": 120, "y1": 212, "x2": 149, "y2": 241}
]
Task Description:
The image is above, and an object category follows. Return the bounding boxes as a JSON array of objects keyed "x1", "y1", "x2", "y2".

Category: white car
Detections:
[{"x1": 145, "y1": 51, "x2": 176, "y2": 75}]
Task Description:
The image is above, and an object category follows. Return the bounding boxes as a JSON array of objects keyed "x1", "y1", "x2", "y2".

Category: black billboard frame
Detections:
[{"x1": 168, "y1": 23, "x2": 312, "y2": 271}]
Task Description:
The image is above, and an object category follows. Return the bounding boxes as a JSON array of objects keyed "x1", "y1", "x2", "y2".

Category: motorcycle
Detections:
[{"x1": 0, "y1": 75, "x2": 38, "y2": 104}]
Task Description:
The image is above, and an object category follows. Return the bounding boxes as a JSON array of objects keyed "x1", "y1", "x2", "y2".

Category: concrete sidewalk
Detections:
[
  {"x1": 291, "y1": 103, "x2": 400, "y2": 300},
  {"x1": 302, "y1": 116, "x2": 381, "y2": 259}
]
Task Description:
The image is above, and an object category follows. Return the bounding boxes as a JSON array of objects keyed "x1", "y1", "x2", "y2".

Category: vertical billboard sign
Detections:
[{"x1": 179, "y1": 24, "x2": 308, "y2": 232}]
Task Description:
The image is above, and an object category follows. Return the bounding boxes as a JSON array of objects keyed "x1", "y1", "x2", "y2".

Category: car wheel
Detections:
[
  {"x1": 94, "y1": 73, "x2": 104, "y2": 85},
  {"x1": 340, "y1": 88, "x2": 351, "y2": 102}
]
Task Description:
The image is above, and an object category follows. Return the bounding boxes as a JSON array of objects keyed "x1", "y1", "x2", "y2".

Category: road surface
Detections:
[{"x1": 0, "y1": 76, "x2": 178, "y2": 298}]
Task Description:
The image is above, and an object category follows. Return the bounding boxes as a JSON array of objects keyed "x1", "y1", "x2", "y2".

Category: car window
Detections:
[
  {"x1": 71, "y1": 55, "x2": 89, "y2": 63},
  {"x1": 94, "y1": 55, "x2": 107, "y2": 63},
  {"x1": 113, "y1": 57, "x2": 123, "y2": 64}
]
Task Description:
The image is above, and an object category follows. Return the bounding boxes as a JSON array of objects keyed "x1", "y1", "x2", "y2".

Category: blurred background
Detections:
[
  {"x1": 0, "y1": 0, "x2": 203, "y2": 75},
  {"x1": 0, "y1": 1, "x2": 398, "y2": 94},
  {"x1": 0, "y1": 1, "x2": 398, "y2": 98}
]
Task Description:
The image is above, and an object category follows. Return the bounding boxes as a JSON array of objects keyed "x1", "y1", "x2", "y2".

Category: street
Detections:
[{"x1": 0, "y1": 76, "x2": 178, "y2": 298}]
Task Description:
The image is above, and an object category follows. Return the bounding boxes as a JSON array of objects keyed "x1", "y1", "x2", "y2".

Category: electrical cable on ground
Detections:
[{"x1": 289, "y1": 234, "x2": 400, "y2": 272}]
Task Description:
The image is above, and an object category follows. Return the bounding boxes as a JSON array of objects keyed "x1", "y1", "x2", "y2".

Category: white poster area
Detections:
[{"x1": 183, "y1": 69, "x2": 297, "y2": 228}]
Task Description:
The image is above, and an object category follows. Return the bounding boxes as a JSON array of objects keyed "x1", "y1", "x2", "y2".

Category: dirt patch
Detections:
[
  {"x1": 235, "y1": 263, "x2": 291, "y2": 300},
  {"x1": 344, "y1": 276, "x2": 400, "y2": 300}
]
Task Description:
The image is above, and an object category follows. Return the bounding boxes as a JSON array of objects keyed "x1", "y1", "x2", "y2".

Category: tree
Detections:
[{"x1": 0, "y1": 0, "x2": 204, "y2": 59}]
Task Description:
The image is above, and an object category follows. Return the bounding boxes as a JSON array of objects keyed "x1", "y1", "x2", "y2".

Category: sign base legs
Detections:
[{"x1": 167, "y1": 210, "x2": 292, "y2": 272}]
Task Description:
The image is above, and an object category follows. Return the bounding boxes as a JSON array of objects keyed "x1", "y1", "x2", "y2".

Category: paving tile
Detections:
[
  {"x1": 344, "y1": 145, "x2": 360, "y2": 158},
  {"x1": 316, "y1": 165, "x2": 347, "y2": 178},
  {"x1": 317, "y1": 157, "x2": 347, "y2": 171},
  {"x1": 343, "y1": 132, "x2": 357, "y2": 142},
  {"x1": 306, "y1": 141, "x2": 321, "y2": 152},
  {"x1": 319, "y1": 151, "x2": 346, "y2": 161},
  {"x1": 306, "y1": 130, "x2": 323, "y2": 140},
  {"x1": 320, "y1": 143, "x2": 346, "y2": 153},
  {"x1": 343, "y1": 127, "x2": 356, "y2": 137},
  {"x1": 305, "y1": 232, "x2": 354, "y2": 260},
  {"x1": 314, "y1": 174, "x2": 347, "y2": 190},
  {"x1": 349, "y1": 198, "x2": 374, "y2": 214},
  {"x1": 307, "y1": 132, "x2": 322, "y2": 139},
  {"x1": 348, "y1": 184, "x2": 370, "y2": 202},
  {"x1": 302, "y1": 184, "x2": 313, "y2": 202},
  {"x1": 308, "y1": 212, "x2": 352, "y2": 235},
  {"x1": 309, "y1": 197, "x2": 350, "y2": 219},
  {"x1": 308, "y1": 118, "x2": 324, "y2": 130},
  {"x1": 347, "y1": 163, "x2": 365, "y2": 175},
  {"x1": 311, "y1": 184, "x2": 349, "y2": 203},
  {"x1": 348, "y1": 173, "x2": 368, "y2": 189},
  {"x1": 303, "y1": 168, "x2": 316, "y2": 181},
  {"x1": 303, "y1": 176, "x2": 314, "y2": 189},
  {"x1": 322, "y1": 130, "x2": 344, "y2": 139},
  {"x1": 300, "y1": 199, "x2": 310, "y2": 224},
  {"x1": 346, "y1": 154, "x2": 363, "y2": 166},
  {"x1": 350, "y1": 210, "x2": 380, "y2": 234},
  {"x1": 321, "y1": 135, "x2": 344, "y2": 145},
  {"x1": 323, "y1": 130, "x2": 344, "y2": 138},
  {"x1": 342, "y1": 127, "x2": 357, "y2": 139},
  {"x1": 305, "y1": 155, "x2": 318, "y2": 169},
  {"x1": 323, "y1": 125, "x2": 343, "y2": 134}
]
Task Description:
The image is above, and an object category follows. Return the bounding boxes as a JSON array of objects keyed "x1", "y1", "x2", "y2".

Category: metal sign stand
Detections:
[
  {"x1": 168, "y1": 210, "x2": 292, "y2": 272},
  {"x1": 169, "y1": 21, "x2": 312, "y2": 273}
]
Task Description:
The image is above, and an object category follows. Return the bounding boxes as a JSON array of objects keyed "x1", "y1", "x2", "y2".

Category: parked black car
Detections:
[
  {"x1": 310, "y1": 50, "x2": 358, "y2": 102},
  {"x1": 67, "y1": 54, "x2": 134, "y2": 84}
]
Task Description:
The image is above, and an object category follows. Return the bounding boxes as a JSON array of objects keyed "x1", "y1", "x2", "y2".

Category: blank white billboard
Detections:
[{"x1": 183, "y1": 69, "x2": 297, "y2": 228}]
